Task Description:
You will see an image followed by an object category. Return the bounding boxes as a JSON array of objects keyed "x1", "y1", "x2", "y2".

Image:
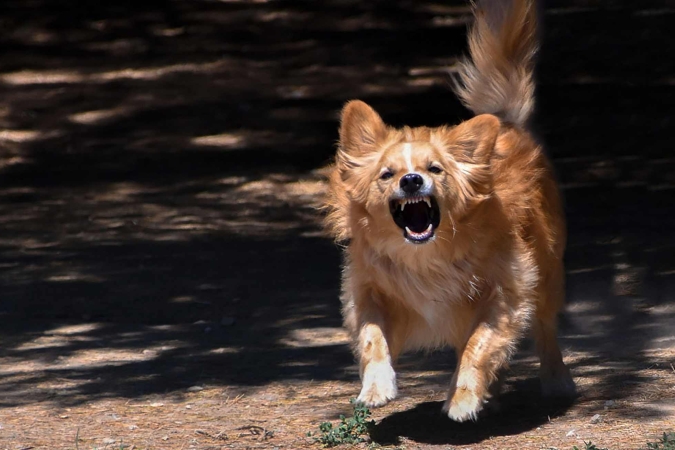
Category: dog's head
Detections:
[{"x1": 334, "y1": 100, "x2": 500, "y2": 247}]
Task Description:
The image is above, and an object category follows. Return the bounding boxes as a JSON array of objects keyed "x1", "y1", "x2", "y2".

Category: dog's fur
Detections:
[{"x1": 323, "y1": 0, "x2": 575, "y2": 422}]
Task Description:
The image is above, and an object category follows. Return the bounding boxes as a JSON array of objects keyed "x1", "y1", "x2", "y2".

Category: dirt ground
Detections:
[{"x1": 1, "y1": 0, "x2": 674, "y2": 449}]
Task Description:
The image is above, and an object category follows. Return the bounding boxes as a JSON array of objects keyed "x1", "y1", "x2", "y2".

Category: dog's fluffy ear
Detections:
[
  {"x1": 448, "y1": 114, "x2": 500, "y2": 164},
  {"x1": 337, "y1": 100, "x2": 387, "y2": 170}
]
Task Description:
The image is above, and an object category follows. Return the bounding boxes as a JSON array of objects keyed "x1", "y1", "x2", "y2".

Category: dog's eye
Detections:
[
  {"x1": 428, "y1": 165, "x2": 443, "y2": 174},
  {"x1": 380, "y1": 170, "x2": 394, "y2": 181}
]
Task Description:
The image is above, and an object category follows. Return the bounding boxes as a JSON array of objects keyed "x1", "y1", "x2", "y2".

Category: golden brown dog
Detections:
[{"x1": 323, "y1": 0, "x2": 576, "y2": 422}]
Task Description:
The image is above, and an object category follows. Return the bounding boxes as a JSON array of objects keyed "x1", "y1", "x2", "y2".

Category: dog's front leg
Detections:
[
  {"x1": 355, "y1": 315, "x2": 400, "y2": 408},
  {"x1": 443, "y1": 288, "x2": 531, "y2": 422}
]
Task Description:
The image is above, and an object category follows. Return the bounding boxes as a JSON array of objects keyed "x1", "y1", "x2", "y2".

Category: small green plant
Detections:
[
  {"x1": 314, "y1": 399, "x2": 374, "y2": 447},
  {"x1": 647, "y1": 432, "x2": 675, "y2": 450},
  {"x1": 573, "y1": 442, "x2": 608, "y2": 450}
]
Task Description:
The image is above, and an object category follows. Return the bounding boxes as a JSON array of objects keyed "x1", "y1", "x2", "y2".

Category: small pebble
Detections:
[
  {"x1": 566, "y1": 429, "x2": 576, "y2": 437},
  {"x1": 103, "y1": 438, "x2": 116, "y2": 444},
  {"x1": 590, "y1": 413, "x2": 603, "y2": 424},
  {"x1": 187, "y1": 386, "x2": 204, "y2": 392}
]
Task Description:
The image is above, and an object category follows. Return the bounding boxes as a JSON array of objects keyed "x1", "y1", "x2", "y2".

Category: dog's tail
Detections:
[{"x1": 453, "y1": 0, "x2": 539, "y2": 127}]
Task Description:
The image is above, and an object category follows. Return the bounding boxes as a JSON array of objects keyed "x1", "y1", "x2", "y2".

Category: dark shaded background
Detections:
[{"x1": 0, "y1": 0, "x2": 674, "y2": 416}]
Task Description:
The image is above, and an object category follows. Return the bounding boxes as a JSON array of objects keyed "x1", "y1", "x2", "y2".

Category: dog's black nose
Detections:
[{"x1": 400, "y1": 173, "x2": 424, "y2": 193}]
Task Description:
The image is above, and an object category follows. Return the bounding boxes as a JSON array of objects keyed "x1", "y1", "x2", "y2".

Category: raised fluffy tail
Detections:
[{"x1": 453, "y1": 0, "x2": 539, "y2": 126}]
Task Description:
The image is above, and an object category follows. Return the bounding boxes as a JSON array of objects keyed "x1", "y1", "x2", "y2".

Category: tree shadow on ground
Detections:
[{"x1": 0, "y1": 2, "x2": 674, "y2": 444}]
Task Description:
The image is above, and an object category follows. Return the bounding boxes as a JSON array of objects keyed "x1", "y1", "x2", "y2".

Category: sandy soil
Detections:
[{"x1": 0, "y1": 0, "x2": 674, "y2": 449}]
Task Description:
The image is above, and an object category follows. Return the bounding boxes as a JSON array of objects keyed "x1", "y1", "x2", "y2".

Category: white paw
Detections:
[
  {"x1": 541, "y1": 365, "x2": 576, "y2": 398},
  {"x1": 357, "y1": 361, "x2": 397, "y2": 408},
  {"x1": 443, "y1": 388, "x2": 484, "y2": 422}
]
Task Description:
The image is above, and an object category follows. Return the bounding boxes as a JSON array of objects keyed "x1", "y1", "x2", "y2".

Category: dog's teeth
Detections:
[
  {"x1": 400, "y1": 202, "x2": 405, "y2": 211},
  {"x1": 424, "y1": 198, "x2": 431, "y2": 208}
]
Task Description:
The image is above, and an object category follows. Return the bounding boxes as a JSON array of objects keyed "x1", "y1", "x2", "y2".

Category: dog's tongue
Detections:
[{"x1": 403, "y1": 203, "x2": 430, "y2": 233}]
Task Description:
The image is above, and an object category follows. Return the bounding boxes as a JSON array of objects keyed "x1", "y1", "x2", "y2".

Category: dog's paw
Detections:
[
  {"x1": 443, "y1": 387, "x2": 484, "y2": 422},
  {"x1": 540, "y1": 364, "x2": 576, "y2": 398},
  {"x1": 357, "y1": 361, "x2": 397, "y2": 408}
]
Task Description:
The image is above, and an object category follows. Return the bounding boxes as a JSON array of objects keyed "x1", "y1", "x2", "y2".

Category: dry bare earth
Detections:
[{"x1": 0, "y1": 0, "x2": 674, "y2": 449}]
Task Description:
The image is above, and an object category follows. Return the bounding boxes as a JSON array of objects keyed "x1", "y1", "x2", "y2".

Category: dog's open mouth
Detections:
[{"x1": 389, "y1": 196, "x2": 441, "y2": 244}]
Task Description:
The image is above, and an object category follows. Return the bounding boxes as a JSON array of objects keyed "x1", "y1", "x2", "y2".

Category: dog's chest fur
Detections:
[{"x1": 359, "y1": 248, "x2": 487, "y2": 346}]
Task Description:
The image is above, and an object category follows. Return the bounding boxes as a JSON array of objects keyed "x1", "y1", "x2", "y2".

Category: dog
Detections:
[{"x1": 323, "y1": 0, "x2": 576, "y2": 422}]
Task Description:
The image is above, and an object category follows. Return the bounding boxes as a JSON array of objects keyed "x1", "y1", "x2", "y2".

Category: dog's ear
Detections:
[
  {"x1": 338, "y1": 100, "x2": 387, "y2": 167},
  {"x1": 448, "y1": 114, "x2": 500, "y2": 164}
]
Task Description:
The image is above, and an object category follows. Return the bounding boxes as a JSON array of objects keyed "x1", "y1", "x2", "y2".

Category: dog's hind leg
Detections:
[
  {"x1": 533, "y1": 314, "x2": 576, "y2": 398},
  {"x1": 533, "y1": 260, "x2": 576, "y2": 398}
]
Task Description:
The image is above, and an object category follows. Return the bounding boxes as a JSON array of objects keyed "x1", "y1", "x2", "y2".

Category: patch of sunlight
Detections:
[
  {"x1": 566, "y1": 301, "x2": 604, "y2": 314},
  {"x1": 407, "y1": 77, "x2": 441, "y2": 87},
  {"x1": 279, "y1": 360, "x2": 315, "y2": 367},
  {"x1": 656, "y1": 269, "x2": 675, "y2": 276},
  {"x1": 279, "y1": 327, "x2": 349, "y2": 348},
  {"x1": 149, "y1": 26, "x2": 185, "y2": 37},
  {"x1": 0, "y1": 60, "x2": 227, "y2": 86},
  {"x1": 84, "y1": 38, "x2": 149, "y2": 55},
  {"x1": 92, "y1": 182, "x2": 146, "y2": 202},
  {"x1": 170, "y1": 295, "x2": 211, "y2": 305},
  {"x1": 232, "y1": 175, "x2": 326, "y2": 205},
  {"x1": 14, "y1": 340, "x2": 69, "y2": 351},
  {"x1": 209, "y1": 347, "x2": 241, "y2": 355},
  {"x1": 651, "y1": 304, "x2": 675, "y2": 314},
  {"x1": 191, "y1": 133, "x2": 246, "y2": 149},
  {"x1": 216, "y1": 176, "x2": 248, "y2": 186},
  {"x1": 431, "y1": 15, "x2": 471, "y2": 27},
  {"x1": 285, "y1": 180, "x2": 326, "y2": 198},
  {"x1": 651, "y1": 336, "x2": 675, "y2": 345},
  {"x1": 0, "y1": 156, "x2": 30, "y2": 169},
  {"x1": 69, "y1": 107, "x2": 133, "y2": 125},
  {"x1": 300, "y1": 230, "x2": 326, "y2": 238},
  {"x1": 568, "y1": 265, "x2": 611, "y2": 274},
  {"x1": 11, "y1": 28, "x2": 59, "y2": 45},
  {"x1": 147, "y1": 324, "x2": 185, "y2": 332},
  {"x1": 49, "y1": 323, "x2": 101, "y2": 335},
  {"x1": 95, "y1": 61, "x2": 225, "y2": 81},
  {"x1": 54, "y1": 346, "x2": 184, "y2": 369},
  {"x1": 45, "y1": 272, "x2": 105, "y2": 283},
  {"x1": 408, "y1": 66, "x2": 451, "y2": 77},
  {"x1": 0, "y1": 130, "x2": 42, "y2": 142},
  {"x1": 0, "y1": 70, "x2": 85, "y2": 85}
]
